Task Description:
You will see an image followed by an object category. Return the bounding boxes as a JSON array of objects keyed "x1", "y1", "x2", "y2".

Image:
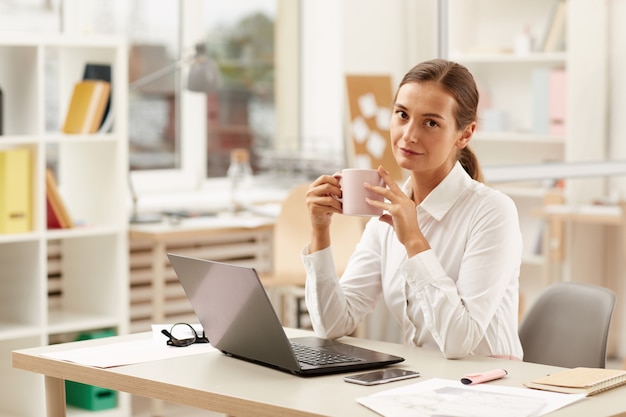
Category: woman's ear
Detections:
[{"x1": 456, "y1": 121, "x2": 476, "y2": 149}]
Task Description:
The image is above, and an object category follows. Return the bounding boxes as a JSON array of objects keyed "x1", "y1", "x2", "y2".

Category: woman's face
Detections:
[{"x1": 390, "y1": 81, "x2": 473, "y2": 180}]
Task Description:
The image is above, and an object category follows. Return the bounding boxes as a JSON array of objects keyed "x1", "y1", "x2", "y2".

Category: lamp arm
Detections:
[{"x1": 129, "y1": 56, "x2": 192, "y2": 91}]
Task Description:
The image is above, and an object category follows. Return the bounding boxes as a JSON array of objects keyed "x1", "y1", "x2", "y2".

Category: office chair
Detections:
[
  {"x1": 260, "y1": 183, "x2": 366, "y2": 328},
  {"x1": 518, "y1": 281, "x2": 616, "y2": 368}
]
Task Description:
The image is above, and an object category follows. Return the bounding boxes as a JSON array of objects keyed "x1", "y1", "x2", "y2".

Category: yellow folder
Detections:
[{"x1": 0, "y1": 148, "x2": 31, "y2": 233}]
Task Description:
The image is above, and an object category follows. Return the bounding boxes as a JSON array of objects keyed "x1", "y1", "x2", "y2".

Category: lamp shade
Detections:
[{"x1": 187, "y1": 44, "x2": 221, "y2": 93}]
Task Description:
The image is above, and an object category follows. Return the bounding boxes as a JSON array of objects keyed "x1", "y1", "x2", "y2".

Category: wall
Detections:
[
  {"x1": 608, "y1": 0, "x2": 626, "y2": 357},
  {"x1": 300, "y1": 0, "x2": 438, "y2": 164},
  {"x1": 300, "y1": 0, "x2": 343, "y2": 157},
  {"x1": 610, "y1": 1, "x2": 626, "y2": 174}
]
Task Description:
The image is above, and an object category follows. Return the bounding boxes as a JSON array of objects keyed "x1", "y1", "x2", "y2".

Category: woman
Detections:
[{"x1": 302, "y1": 59, "x2": 523, "y2": 360}]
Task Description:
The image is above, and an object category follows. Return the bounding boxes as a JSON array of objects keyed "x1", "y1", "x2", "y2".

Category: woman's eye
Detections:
[
  {"x1": 395, "y1": 110, "x2": 408, "y2": 120},
  {"x1": 425, "y1": 119, "x2": 439, "y2": 128}
]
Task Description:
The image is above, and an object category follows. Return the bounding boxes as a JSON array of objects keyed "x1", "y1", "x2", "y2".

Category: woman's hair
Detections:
[{"x1": 395, "y1": 58, "x2": 484, "y2": 182}]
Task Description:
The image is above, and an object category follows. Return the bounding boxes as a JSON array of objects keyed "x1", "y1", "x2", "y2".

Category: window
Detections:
[
  {"x1": 1, "y1": 1, "x2": 324, "y2": 193},
  {"x1": 127, "y1": 1, "x2": 181, "y2": 172},
  {"x1": 81, "y1": 0, "x2": 284, "y2": 191},
  {"x1": 202, "y1": 1, "x2": 277, "y2": 177}
]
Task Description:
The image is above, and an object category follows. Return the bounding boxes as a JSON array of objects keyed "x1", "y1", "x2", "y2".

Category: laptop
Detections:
[{"x1": 167, "y1": 253, "x2": 404, "y2": 376}]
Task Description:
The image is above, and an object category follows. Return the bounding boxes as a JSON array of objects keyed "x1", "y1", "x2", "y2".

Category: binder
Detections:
[
  {"x1": 62, "y1": 80, "x2": 111, "y2": 134},
  {"x1": 531, "y1": 68, "x2": 550, "y2": 134},
  {"x1": 549, "y1": 68, "x2": 567, "y2": 135},
  {"x1": 0, "y1": 148, "x2": 31, "y2": 233}
]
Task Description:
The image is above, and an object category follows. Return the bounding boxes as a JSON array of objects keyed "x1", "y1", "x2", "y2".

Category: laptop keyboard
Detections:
[{"x1": 291, "y1": 342, "x2": 364, "y2": 366}]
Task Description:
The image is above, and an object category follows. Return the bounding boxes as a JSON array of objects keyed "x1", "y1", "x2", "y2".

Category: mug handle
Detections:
[{"x1": 331, "y1": 173, "x2": 343, "y2": 203}]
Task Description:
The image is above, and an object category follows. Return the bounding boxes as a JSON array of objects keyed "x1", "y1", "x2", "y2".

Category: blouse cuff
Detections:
[
  {"x1": 301, "y1": 244, "x2": 337, "y2": 282},
  {"x1": 402, "y1": 249, "x2": 448, "y2": 290}
]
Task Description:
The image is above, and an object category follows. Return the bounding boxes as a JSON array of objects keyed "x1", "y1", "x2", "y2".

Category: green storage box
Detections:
[{"x1": 65, "y1": 329, "x2": 117, "y2": 411}]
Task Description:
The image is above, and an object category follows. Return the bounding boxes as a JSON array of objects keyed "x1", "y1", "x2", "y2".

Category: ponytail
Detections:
[{"x1": 458, "y1": 146, "x2": 484, "y2": 183}]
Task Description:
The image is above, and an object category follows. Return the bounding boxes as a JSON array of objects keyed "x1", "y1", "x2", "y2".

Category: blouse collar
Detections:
[{"x1": 402, "y1": 161, "x2": 474, "y2": 221}]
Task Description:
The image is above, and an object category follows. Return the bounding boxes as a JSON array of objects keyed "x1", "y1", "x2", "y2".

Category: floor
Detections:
[
  {"x1": 132, "y1": 397, "x2": 224, "y2": 417},
  {"x1": 130, "y1": 357, "x2": 625, "y2": 416}
]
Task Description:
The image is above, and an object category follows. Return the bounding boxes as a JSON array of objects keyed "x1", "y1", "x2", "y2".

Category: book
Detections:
[
  {"x1": 46, "y1": 197, "x2": 62, "y2": 229},
  {"x1": 45, "y1": 168, "x2": 74, "y2": 229},
  {"x1": 82, "y1": 63, "x2": 112, "y2": 132},
  {"x1": 62, "y1": 80, "x2": 111, "y2": 134},
  {"x1": 525, "y1": 367, "x2": 626, "y2": 396},
  {"x1": 542, "y1": 0, "x2": 567, "y2": 53},
  {"x1": 0, "y1": 148, "x2": 31, "y2": 233}
]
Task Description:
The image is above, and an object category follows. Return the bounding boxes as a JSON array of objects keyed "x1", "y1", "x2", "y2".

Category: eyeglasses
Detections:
[{"x1": 161, "y1": 322, "x2": 209, "y2": 347}]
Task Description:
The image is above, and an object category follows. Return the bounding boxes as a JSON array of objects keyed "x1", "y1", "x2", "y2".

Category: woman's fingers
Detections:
[{"x1": 306, "y1": 175, "x2": 344, "y2": 227}]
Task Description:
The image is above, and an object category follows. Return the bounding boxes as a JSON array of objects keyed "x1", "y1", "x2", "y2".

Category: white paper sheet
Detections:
[
  {"x1": 366, "y1": 130, "x2": 386, "y2": 159},
  {"x1": 351, "y1": 116, "x2": 370, "y2": 144},
  {"x1": 358, "y1": 92, "x2": 378, "y2": 118},
  {"x1": 41, "y1": 325, "x2": 216, "y2": 368},
  {"x1": 357, "y1": 378, "x2": 585, "y2": 417}
]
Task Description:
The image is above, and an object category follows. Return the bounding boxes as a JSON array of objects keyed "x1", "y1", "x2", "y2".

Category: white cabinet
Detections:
[
  {"x1": 0, "y1": 34, "x2": 130, "y2": 417},
  {"x1": 446, "y1": 0, "x2": 610, "y2": 314},
  {"x1": 447, "y1": 0, "x2": 609, "y2": 299}
]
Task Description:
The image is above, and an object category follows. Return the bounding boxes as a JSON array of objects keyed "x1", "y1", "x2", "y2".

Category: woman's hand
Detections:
[
  {"x1": 365, "y1": 166, "x2": 430, "y2": 257},
  {"x1": 305, "y1": 174, "x2": 343, "y2": 252}
]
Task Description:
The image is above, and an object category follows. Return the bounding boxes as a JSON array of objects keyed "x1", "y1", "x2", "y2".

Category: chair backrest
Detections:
[
  {"x1": 518, "y1": 281, "x2": 616, "y2": 368},
  {"x1": 270, "y1": 183, "x2": 365, "y2": 286}
]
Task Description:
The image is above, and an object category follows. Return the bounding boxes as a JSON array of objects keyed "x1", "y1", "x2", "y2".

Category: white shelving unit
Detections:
[
  {"x1": 0, "y1": 34, "x2": 130, "y2": 417},
  {"x1": 447, "y1": 0, "x2": 609, "y2": 302}
]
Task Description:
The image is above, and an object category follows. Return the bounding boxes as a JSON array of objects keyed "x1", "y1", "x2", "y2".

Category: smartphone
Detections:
[{"x1": 343, "y1": 369, "x2": 420, "y2": 386}]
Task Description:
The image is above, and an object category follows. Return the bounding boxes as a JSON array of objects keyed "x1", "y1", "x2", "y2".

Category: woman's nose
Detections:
[{"x1": 404, "y1": 124, "x2": 419, "y2": 143}]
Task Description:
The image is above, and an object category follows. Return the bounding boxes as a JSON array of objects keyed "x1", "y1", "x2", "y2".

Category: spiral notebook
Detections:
[{"x1": 525, "y1": 367, "x2": 626, "y2": 396}]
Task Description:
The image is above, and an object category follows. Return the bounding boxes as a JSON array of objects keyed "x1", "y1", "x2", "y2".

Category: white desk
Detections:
[{"x1": 12, "y1": 328, "x2": 626, "y2": 417}]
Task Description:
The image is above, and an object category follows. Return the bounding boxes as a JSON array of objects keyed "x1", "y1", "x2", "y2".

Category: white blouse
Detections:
[{"x1": 302, "y1": 162, "x2": 524, "y2": 360}]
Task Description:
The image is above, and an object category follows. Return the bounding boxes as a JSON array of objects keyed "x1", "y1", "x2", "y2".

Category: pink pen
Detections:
[{"x1": 461, "y1": 368, "x2": 508, "y2": 385}]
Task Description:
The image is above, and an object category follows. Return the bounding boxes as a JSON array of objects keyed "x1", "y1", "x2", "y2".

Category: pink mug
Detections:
[{"x1": 340, "y1": 169, "x2": 385, "y2": 216}]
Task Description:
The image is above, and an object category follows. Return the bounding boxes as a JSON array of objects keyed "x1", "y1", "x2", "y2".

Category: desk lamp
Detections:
[
  {"x1": 128, "y1": 43, "x2": 221, "y2": 224},
  {"x1": 129, "y1": 43, "x2": 221, "y2": 93}
]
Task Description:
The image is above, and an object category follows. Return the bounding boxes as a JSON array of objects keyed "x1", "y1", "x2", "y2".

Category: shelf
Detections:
[
  {"x1": 0, "y1": 323, "x2": 41, "y2": 341},
  {"x1": 66, "y1": 405, "x2": 128, "y2": 417},
  {"x1": 474, "y1": 131, "x2": 565, "y2": 144},
  {"x1": 45, "y1": 226, "x2": 123, "y2": 240},
  {"x1": 484, "y1": 160, "x2": 626, "y2": 183},
  {"x1": 0, "y1": 34, "x2": 130, "y2": 417},
  {"x1": 0, "y1": 232, "x2": 41, "y2": 244},
  {"x1": 0, "y1": 227, "x2": 122, "y2": 243},
  {"x1": 47, "y1": 310, "x2": 122, "y2": 335},
  {"x1": 0, "y1": 134, "x2": 118, "y2": 145},
  {"x1": 450, "y1": 51, "x2": 566, "y2": 64},
  {"x1": 492, "y1": 185, "x2": 551, "y2": 199},
  {"x1": 43, "y1": 133, "x2": 118, "y2": 144},
  {"x1": 533, "y1": 204, "x2": 623, "y2": 225},
  {"x1": 0, "y1": 135, "x2": 41, "y2": 146}
]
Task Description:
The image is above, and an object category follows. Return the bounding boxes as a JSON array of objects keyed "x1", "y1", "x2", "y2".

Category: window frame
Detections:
[
  {"x1": 132, "y1": 0, "x2": 298, "y2": 195},
  {"x1": 131, "y1": 0, "x2": 205, "y2": 193}
]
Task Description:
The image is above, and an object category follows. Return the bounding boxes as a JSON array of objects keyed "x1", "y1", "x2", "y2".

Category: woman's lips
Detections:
[{"x1": 400, "y1": 147, "x2": 421, "y2": 156}]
